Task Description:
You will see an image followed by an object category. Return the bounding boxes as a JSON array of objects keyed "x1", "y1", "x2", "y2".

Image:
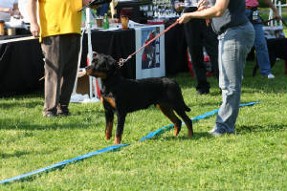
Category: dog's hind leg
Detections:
[
  {"x1": 156, "y1": 104, "x2": 182, "y2": 136},
  {"x1": 174, "y1": 108, "x2": 193, "y2": 138}
]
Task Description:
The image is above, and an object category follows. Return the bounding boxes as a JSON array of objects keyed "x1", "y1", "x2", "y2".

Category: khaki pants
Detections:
[{"x1": 41, "y1": 34, "x2": 80, "y2": 113}]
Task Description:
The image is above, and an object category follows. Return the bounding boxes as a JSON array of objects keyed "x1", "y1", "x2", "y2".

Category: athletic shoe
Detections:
[{"x1": 267, "y1": 73, "x2": 275, "y2": 79}]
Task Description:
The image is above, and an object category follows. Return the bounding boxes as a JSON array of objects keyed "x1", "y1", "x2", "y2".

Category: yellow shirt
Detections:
[{"x1": 38, "y1": 0, "x2": 82, "y2": 37}]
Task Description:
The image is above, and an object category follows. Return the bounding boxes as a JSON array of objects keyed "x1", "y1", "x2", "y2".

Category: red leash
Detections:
[{"x1": 117, "y1": 20, "x2": 179, "y2": 67}]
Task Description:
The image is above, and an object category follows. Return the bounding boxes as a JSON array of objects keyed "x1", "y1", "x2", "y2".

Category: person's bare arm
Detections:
[
  {"x1": 263, "y1": 0, "x2": 281, "y2": 20},
  {"x1": 27, "y1": 0, "x2": 39, "y2": 37},
  {"x1": 177, "y1": 0, "x2": 229, "y2": 24}
]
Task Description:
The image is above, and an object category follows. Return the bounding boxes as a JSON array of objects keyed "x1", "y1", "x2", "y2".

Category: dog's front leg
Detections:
[
  {"x1": 114, "y1": 112, "x2": 126, "y2": 144},
  {"x1": 105, "y1": 108, "x2": 114, "y2": 140},
  {"x1": 103, "y1": 99, "x2": 115, "y2": 141}
]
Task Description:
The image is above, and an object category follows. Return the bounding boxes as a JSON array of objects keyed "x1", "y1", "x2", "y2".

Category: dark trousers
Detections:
[
  {"x1": 184, "y1": 8, "x2": 219, "y2": 91},
  {"x1": 41, "y1": 34, "x2": 80, "y2": 113}
]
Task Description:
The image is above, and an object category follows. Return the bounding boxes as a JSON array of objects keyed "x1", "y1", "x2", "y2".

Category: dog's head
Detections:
[{"x1": 85, "y1": 52, "x2": 117, "y2": 79}]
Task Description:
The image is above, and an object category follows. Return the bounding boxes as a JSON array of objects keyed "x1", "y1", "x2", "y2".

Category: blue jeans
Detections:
[
  {"x1": 215, "y1": 22, "x2": 255, "y2": 132},
  {"x1": 97, "y1": 3, "x2": 109, "y2": 16},
  {"x1": 245, "y1": 9, "x2": 272, "y2": 75}
]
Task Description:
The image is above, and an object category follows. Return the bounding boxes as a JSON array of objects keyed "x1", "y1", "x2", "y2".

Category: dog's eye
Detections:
[{"x1": 92, "y1": 58, "x2": 98, "y2": 64}]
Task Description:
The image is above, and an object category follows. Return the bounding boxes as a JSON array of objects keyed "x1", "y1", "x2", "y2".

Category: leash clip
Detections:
[
  {"x1": 117, "y1": 55, "x2": 132, "y2": 67},
  {"x1": 116, "y1": 21, "x2": 179, "y2": 68}
]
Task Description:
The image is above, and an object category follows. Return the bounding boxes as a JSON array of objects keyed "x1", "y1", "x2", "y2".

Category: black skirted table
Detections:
[
  {"x1": 0, "y1": 22, "x2": 188, "y2": 96},
  {"x1": 80, "y1": 19, "x2": 188, "y2": 78},
  {"x1": 0, "y1": 35, "x2": 45, "y2": 96}
]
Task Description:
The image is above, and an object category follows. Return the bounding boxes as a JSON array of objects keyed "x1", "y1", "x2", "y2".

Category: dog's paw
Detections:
[
  {"x1": 187, "y1": 129, "x2": 193, "y2": 138},
  {"x1": 114, "y1": 136, "x2": 122, "y2": 144},
  {"x1": 106, "y1": 133, "x2": 112, "y2": 140},
  {"x1": 174, "y1": 121, "x2": 182, "y2": 136}
]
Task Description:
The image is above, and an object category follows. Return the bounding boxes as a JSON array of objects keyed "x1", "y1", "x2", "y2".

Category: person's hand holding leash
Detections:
[{"x1": 177, "y1": 13, "x2": 192, "y2": 24}]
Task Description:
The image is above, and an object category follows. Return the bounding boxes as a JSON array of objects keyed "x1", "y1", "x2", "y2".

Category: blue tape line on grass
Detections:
[
  {"x1": 0, "y1": 144, "x2": 129, "y2": 185},
  {"x1": 139, "y1": 101, "x2": 258, "y2": 142},
  {"x1": 1, "y1": 101, "x2": 258, "y2": 184}
]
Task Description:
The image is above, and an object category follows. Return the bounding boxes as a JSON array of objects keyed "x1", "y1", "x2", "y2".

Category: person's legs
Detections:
[
  {"x1": 41, "y1": 34, "x2": 80, "y2": 117},
  {"x1": 41, "y1": 36, "x2": 63, "y2": 116},
  {"x1": 202, "y1": 24, "x2": 219, "y2": 80},
  {"x1": 253, "y1": 23, "x2": 273, "y2": 76},
  {"x1": 97, "y1": 3, "x2": 109, "y2": 16},
  {"x1": 58, "y1": 34, "x2": 81, "y2": 115},
  {"x1": 212, "y1": 23, "x2": 255, "y2": 135},
  {"x1": 184, "y1": 19, "x2": 210, "y2": 94}
]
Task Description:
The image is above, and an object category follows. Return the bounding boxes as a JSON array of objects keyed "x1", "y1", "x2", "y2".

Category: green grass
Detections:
[{"x1": 1, "y1": 60, "x2": 287, "y2": 190}]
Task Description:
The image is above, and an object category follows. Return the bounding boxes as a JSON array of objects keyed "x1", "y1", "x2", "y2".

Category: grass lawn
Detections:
[{"x1": 1, "y1": 57, "x2": 287, "y2": 190}]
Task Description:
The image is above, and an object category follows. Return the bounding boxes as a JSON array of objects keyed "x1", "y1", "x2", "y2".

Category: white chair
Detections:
[{"x1": 268, "y1": 0, "x2": 286, "y2": 26}]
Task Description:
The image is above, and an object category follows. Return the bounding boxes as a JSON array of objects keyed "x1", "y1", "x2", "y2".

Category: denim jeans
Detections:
[
  {"x1": 245, "y1": 9, "x2": 272, "y2": 76},
  {"x1": 215, "y1": 22, "x2": 255, "y2": 132}
]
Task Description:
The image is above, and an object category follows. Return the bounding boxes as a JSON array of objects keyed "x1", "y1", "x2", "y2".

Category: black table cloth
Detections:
[
  {"x1": 80, "y1": 28, "x2": 137, "y2": 79},
  {"x1": 0, "y1": 23, "x2": 189, "y2": 96},
  {"x1": 0, "y1": 35, "x2": 44, "y2": 96}
]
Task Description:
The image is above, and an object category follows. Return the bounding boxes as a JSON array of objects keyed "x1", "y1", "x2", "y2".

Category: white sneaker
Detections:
[{"x1": 267, "y1": 73, "x2": 275, "y2": 79}]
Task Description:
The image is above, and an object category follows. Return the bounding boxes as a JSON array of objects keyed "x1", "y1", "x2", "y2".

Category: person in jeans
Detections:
[
  {"x1": 173, "y1": 0, "x2": 219, "y2": 95},
  {"x1": 27, "y1": 0, "x2": 91, "y2": 117},
  {"x1": 178, "y1": 0, "x2": 255, "y2": 135},
  {"x1": 245, "y1": 0, "x2": 281, "y2": 79}
]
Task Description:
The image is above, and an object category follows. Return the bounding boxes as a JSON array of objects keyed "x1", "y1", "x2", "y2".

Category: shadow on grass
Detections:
[
  {"x1": 1, "y1": 151, "x2": 32, "y2": 159},
  {"x1": 0, "y1": 111, "x2": 104, "y2": 131},
  {"x1": 147, "y1": 123, "x2": 287, "y2": 142},
  {"x1": 237, "y1": 124, "x2": 287, "y2": 134},
  {"x1": 150, "y1": 131, "x2": 212, "y2": 142},
  {"x1": 0, "y1": 100, "x2": 42, "y2": 109},
  {"x1": 1, "y1": 146, "x2": 59, "y2": 160}
]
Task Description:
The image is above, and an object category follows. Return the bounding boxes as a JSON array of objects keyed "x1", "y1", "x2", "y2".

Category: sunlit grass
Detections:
[{"x1": 0, "y1": 60, "x2": 287, "y2": 190}]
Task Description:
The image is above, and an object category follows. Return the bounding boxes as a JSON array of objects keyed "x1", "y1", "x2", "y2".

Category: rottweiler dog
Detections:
[{"x1": 85, "y1": 52, "x2": 193, "y2": 144}]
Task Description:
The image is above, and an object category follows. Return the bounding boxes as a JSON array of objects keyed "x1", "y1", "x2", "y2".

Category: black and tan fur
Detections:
[{"x1": 86, "y1": 52, "x2": 193, "y2": 144}]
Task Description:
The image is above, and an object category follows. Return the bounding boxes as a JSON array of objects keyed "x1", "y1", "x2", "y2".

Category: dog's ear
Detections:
[
  {"x1": 104, "y1": 55, "x2": 118, "y2": 74},
  {"x1": 102, "y1": 54, "x2": 115, "y2": 68},
  {"x1": 106, "y1": 55, "x2": 117, "y2": 66}
]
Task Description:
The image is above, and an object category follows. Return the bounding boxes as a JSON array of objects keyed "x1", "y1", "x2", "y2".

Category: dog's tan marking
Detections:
[
  {"x1": 86, "y1": 69, "x2": 107, "y2": 79},
  {"x1": 105, "y1": 121, "x2": 113, "y2": 140},
  {"x1": 156, "y1": 104, "x2": 182, "y2": 136},
  {"x1": 94, "y1": 72, "x2": 107, "y2": 79},
  {"x1": 114, "y1": 136, "x2": 122, "y2": 144},
  {"x1": 103, "y1": 96, "x2": 116, "y2": 109}
]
